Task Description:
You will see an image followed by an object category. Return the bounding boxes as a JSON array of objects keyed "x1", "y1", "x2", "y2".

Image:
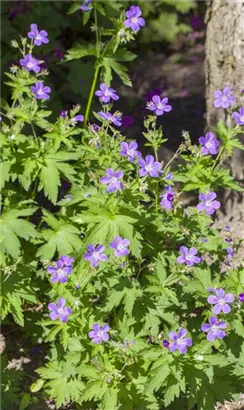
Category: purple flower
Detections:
[
  {"x1": 95, "y1": 83, "x2": 119, "y2": 104},
  {"x1": 80, "y1": 0, "x2": 93, "y2": 11},
  {"x1": 162, "y1": 339, "x2": 169, "y2": 348},
  {"x1": 165, "y1": 172, "x2": 173, "y2": 180},
  {"x1": 201, "y1": 238, "x2": 208, "y2": 243},
  {"x1": 147, "y1": 96, "x2": 172, "y2": 116},
  {"x1": 213, "y1": 87, "x2": 236, "y2": 109},
  {"x1": 72, "y1": 114, "x2": 84, "y2": 124},
  {"x1": 100, "y1": 168, "x2": 123, "y2": 193},
  {"x1": 48, "y1": 298, "x2": 72, "y2": 322},
  {"x1": 47, "y1": 257, "x2": 73, "y2": 283},
  {"x1": 124, "y1": 6, "x2": 145, "y2": 32},
  {"x1": 98, "y1": 111, "x2": 122, "y2": 127},
  {"x1": 88, "y1": 323, "x2": 110, "y2": 344},
  {"x1": 207, "y1": 287, "x2": 216, "y2": 293},
  {"x1": 168, "y1": 328, "x2": 192, "y2": 354},
  {"x1": 30, "y1": 81, "x2": 51, "y2": 100},
  {"x1": 120, "y1": 141, "x2": 141, "y2": 162},
  {"x1": 197, "y1": 192, "x2": 221, "y2": 215},
  {"x1": 138, "y1": 155, "x2": 162, "y2": 178},
  {"x1": 177, "y1": 246, "x2": 201, "y2": 266},
  {"x1": 144, "y1": 87, "x2": 163, "y2": 103},
  {"x1": 84, "y1": 244, "x2": 108, "y2": 268},
  {"x1": 201, "y1": 316, "x2": 227, "y2": 341},
  {"x1": 59, "y1": 255, "x2": 74, "y2": 266},
  {"x1": 207, "y1": 288, "x2": 234, "y2": 314},
  {"x1": 123, "y1": 339, "x2": 135, "y2": 348},
  {"x1": 225, "y1": 247, "x2": 234, "y2": 264},
  {"x1": 190, "y1": 16, "x2": 201, "y2": 30},
  {"x1": 110, "y1": 236, "x2": 130, "y2": 257},
  {"x1": 160, "y1": 186, "x2": 176, "y2": 210},
  {"x1": 92, "y1": 124, "x2": 99, "y2": 132},
  {"x1": 27, "y1": 24, "x2": 49, "y2": 46},
  {"x1": 19, "y1": 54, "x2": 41, "y2": 73},
  {"x1": 199, "y1": 132, "x2": 219, "y2": 155},
  {"x1": 224, "y1": 225, "x2": 230, "y2": 232},
  {"x1": 60, "y1": 110, "x2": 66, "y2": 118},
  {"x1": 232, "y1": 107, "x2": 244, "y2": 126},
  {"x1": 238, "y1": 294, "x2": 244, "y2": 303},
  {"x1": 121, "y1": 115, "x2": 134, "y2": 128}
]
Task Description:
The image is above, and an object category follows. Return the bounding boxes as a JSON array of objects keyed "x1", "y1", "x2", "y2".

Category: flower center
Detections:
[
  {"x1": 58, "y1": 308, "x2": 64, "y2": 315},
  {"x1": 35, "y1": 34, "x2": 42, "y2": 40},
  {"x1": 131, "y1": 17, "x2": 138, "y2": 23},
  {"x1": 104, "y1": 89, "x2": 111, "y2": 96},
  {"x1": 27, "y1": 62, "x2": 34, "y2": 68},
  {"x1": 93, "y1": 252, "x2": 100, "y2": 260},
  {"x1": 157, "y1": 103, "x2": 164, "y2": 109},
  {"x1": 167, "y1": 193, "x2": 174, "y2": 202},
  {"x1": 222, "y1": 95, "x2": 228, "y2": 102},
  {"x1": 218, "y1": 298, "x2": 225, "y2": 306},
  {"x1": 111, "y1": 177, "x2": 118, "y2": 184},
  {"x1": 57, "y1": 269, "x2": 64, "y2": 276},
  {"x1": 117, "y1": 244, "x2": 125, "y2": 251},
  {"x1": 205, "y1": 200, "x2": 212, "y2": 207}
]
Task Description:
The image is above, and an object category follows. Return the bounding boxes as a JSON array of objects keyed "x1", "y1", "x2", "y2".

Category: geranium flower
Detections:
[
  {"x1": 48, "y1": 298, "x2": 72, "y2": 322},
  {"x1": 30, "y1": 81, "x2": 51, "y2": 100},
  {"x1": 124, "y1": 6, "x2": 145, "y2": 32},
  {"x1": 28, "y1": 24, "x2": 49, "y2": 46},
  {"x1": 88, "y1": 324, "x2": 110, "y2": 343},
  {"x1": 100, "y1": 168, "x2": 123, "y2": 192},
  {"x1": 201, "y1": 316, "x2": 227, "y2": 341},
  {"x1": 84, "y1": 244, "x2": 108, "y2": 267},
  {"x1": 168, "y1": 328, "x2": 192, "y2": 354},
  {"x1": 207, "y1": 288, "x2": 234, "y2": 314}
]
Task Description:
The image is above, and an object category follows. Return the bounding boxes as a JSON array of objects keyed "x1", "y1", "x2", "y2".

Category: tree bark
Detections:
[{"x1": 205, "y1": 0, "x2": 244, "y2": 181}]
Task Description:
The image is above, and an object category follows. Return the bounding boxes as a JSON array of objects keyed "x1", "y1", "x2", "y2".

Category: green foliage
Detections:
[{"x1": 1, "y1": 2, "x2": 244, "y2": 410}]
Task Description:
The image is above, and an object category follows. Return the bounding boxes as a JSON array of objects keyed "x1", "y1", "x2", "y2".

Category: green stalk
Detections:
[
  {"x1": 84, "y1": 65, "x2": 100, "y2": 127},
  {"x1": 84, "y1": 7, "x2": 100, "y2": 127},
  {"x1": 154, "y1": 147, "x2": 159, "y2": 215},
  {"x1": 210, "y1": 145, "x2": 225, "y2": 173}
]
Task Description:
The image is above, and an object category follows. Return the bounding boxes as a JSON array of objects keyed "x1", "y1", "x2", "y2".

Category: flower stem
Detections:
[
  {"x1": 84, "y1": 7, "x2": 100, "y2": 127},
  {"x1": 210, "y1": 145, "x2": 225, "y2": 173},
  {"x1": 154, "y1": 147, "x2": 159, "y2": 215},
  {"x1": 84, "y1": 65, "x2": 100, "y2": 127}
]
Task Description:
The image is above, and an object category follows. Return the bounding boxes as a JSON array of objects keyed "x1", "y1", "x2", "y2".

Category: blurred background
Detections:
[{"x1": 1, "y1": 0, "x2": 206, "y2": 147}]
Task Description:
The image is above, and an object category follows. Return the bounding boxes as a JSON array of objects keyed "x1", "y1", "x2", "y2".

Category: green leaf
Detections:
[
  {"x1": 65, "y1": 44, "x2": 96, "y2": 61},
  {"x1": 145, "y1": 362, "x2": 170, "y2": 394},
  {"x1": 1, "y1": 208, "x2": 38, "y2": 259},
  {"x1": 39, "y1": 162, "x2": 61, "y2": 204},
  {"x1": 102, "y1": 58, "x2": 132, "y2": 86},
  {"x1": 37, "y1": 212, "x2": 83, "y2": 260},
  {"x1": 67, "y1": 2, "x2": 81, "y2": 14},
  {"x1": 7, "y1": 294, "x2": 24, "y2": 326},
  {"x1": 163, "y1": 0, "x2": 195, "y2": 12},
  {"x1": 19, "y1": 393, "x2": 31, "y2": 410},
  {"x1": 30, "y1": 379, "x2": 45, "y2": 393}
]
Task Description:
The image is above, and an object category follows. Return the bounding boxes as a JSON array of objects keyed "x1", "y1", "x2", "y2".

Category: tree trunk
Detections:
[{"x1": 205, "y1": 0, "x2": 244, "y2": 180}]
